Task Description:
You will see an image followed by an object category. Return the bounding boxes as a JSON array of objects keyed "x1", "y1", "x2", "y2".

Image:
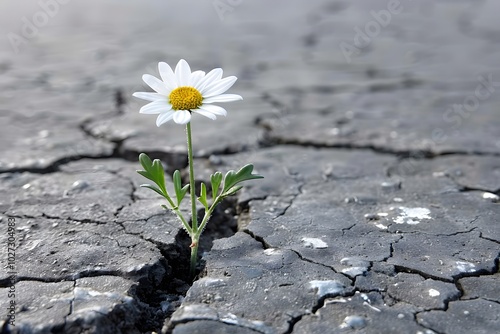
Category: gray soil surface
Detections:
[{"x1": 0, "y1": 1, "x2": 499, "y2": 333}]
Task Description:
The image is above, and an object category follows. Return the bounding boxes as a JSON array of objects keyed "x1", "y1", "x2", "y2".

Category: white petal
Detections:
[
  {"x1": 202, "y1": 76, "x2": 237, "y2": 98},
  {"x1": 140, "y1": 100, "x2": 172, "y2": 114},
  {"x1": 175, "y1": 59, "x2": 192, "y2": 87},
  {"x1": 193, "y1": 109, "x2": 217, "y2": 120},
  {"x1": 158, "y1": 62, "x2": 177, "y2": 90},
  {"x1": 133, "y1": 92, "x2": 164, "y2": 102},
  {"x1": 156, "y1": 111, "x2": 175, "y2": 126},
  {"x1": 190, "y1": 70, "x2": 205, "y2": 87},
  {"x1": 196, "y1": 68, "x2": 223, "y2": 92},
  {"x1": 203, "y1": 94, "x2": 242, "y2": 103},
  {"x1": 142, "y1": 74, "x2": 170, "y2": 95},
  {"x1": 173, "y1": 110, "x2": 191, "y2": 124},
  {"x1": 198, "y1": 104, "x2": 227, "y2": 116}
]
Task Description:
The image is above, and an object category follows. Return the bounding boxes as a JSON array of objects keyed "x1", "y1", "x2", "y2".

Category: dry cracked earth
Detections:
[{"x1": 0, "y1": 1, "x2": 499, "y2": 333}]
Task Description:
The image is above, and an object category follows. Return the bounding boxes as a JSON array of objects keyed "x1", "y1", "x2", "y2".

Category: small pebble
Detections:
[{"x1": 71, "y1": 180, "x2": 90, "y2": 191}]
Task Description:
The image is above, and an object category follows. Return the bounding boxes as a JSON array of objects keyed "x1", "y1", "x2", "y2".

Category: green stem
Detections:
[
  {"x1": 189, "y1": 199, "x2": 219, "y2": 277},
  {"x1": 186, "y1": 122, "x2": 198, "y2": 277},
  {"x1": 173, "y1": 208, "x2": 192, "y2": 235},
  {"x1": 159, "y1": 190, "x2": 192, "y2": 235},
  {"x1": 186, "y1": 122, "x2": 198, "y2": 231},
  {"x1": 194, "y1": 196, "x2": 222, "y2": 240},
  {"x1": 189, "y1": 240, "x2": 199, "y2": 278}
]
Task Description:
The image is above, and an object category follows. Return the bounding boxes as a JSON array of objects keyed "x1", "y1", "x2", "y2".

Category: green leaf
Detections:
[
  {"x1": 137, "y1": 153, "x2": 168, "y2": 195},
  {"x1": 180, "y1": 184, "x2": 190, "y2": 202},
  {"x1": 224, "y1": 185, "x2": 243, "y2": 197},
  {"x1": 140, "y1": 184, "x2": 166, "y2": 198},
  {"x1": 139, "y1": 153, "x2": 153, "y2": 172},
  {"x1": 222, "y1": 164, "x2": 263, "y2": 194},
  {"x1": 222, "y1": 170, "x2": 236, "y2": 194},
  {"x1": 137, "y1": 154, "x2": 156, "y2": 182},
  {"x1": 210, "y1": 171, "x2": 223, "y2": 198},
  {"x1": 173, "y1": 170, "x2": 185, "y2": 205},
  {"x1": 198, "y1": 182, "x2": 208, "y2": 209},
  {"x1": 136, "y1": 170, "x2": 155, "y2": 183},
  {"x1": 152, "y1": 159, "x2": 166, "y2": 192}
]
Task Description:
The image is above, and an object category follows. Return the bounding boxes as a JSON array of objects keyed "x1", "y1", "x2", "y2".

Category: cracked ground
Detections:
[{"x1": 1, "y1": 1, "x2": 499, "y2": 333}]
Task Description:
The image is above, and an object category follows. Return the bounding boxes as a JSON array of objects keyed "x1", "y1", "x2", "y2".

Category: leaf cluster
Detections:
[
  {"x1": 137, "y1": 153, "x2": 263, "y2": 230},
  {"x1": 137, "y1": 153, "x2": 189, "y2": 209},
  {"x1": 197, "y1": 164, "x2": 263, "y2": 210}
]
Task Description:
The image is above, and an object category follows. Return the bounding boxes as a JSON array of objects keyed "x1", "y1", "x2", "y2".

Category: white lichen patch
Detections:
[
  {"x1": 482, "y1": 192, "x2": 499, "y2": 202},
  {"x1": 263, "y1": 248, "x2": 281, "y2": 256},
  {"x1": 340, "y1": 258, "x2": 370, "y2": 278},
  {"x1": 341, "y1": 267, "x2": 366, "y2": 277},
  {"x1": 455, "y1": 261, "x2": 477, "y2": 273},
  {"x1": 302, "y1": 237, "x2": 328, "y2": 249},
  {"x1": 339, "y1": 315, "x2": 367, "y2": 329},
  {"x1": 393, "y1": 207, "x2": 431, "y2": 225},
  {"x1": 198, "y1": 277, "x2": 227, "y2": 288},
  {"x1": 308, "y1": 280, "x2": 345, "y2": 298},
  {"x1": 73, "y1": 288, "x2": 132, "y2": 302},
  {"x1": 375, "y1": 223, "x2": 388, "y2": 230},
  {"x1": 428, "y1": 289, "x2": 440, "y2": 297},
  {"x1": 220, "y1": 313, "x2": 239, "y2": 325}
]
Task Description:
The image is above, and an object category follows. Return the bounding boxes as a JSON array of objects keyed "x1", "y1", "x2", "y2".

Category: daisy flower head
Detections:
[{"x1": 133, "y1": 59, "x2": 242, "y2": 126}]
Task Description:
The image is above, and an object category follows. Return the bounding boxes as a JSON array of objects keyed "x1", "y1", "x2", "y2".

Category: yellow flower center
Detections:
[{"x1": 169, "y1": 86, "x2": 203, "y2": 111}]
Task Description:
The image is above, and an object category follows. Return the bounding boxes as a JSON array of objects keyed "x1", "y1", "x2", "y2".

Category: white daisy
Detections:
[{"x1": 133, "y1": 59, "x2": 242, "y2": 126}]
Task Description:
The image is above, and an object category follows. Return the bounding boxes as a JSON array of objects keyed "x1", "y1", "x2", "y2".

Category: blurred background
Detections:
[{"x1": 0, "y1": 0, "x2": 499, "y2": 170}]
